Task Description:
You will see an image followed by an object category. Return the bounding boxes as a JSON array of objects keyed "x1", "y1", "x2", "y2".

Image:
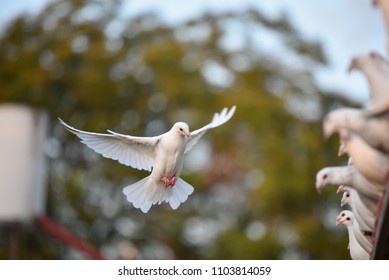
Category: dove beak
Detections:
[
  {"x1": 315, "y1": 181, "x2": 323, "y2": 193},
  {"x1": 185, "y1": 132, "x2": 192, "y2": 140},
  {"x1": 337, "y1": 142, "x2": 347, "y2": 157},
  {"x1": 336, "y1": 185, "x2": 344, "y2": 194}
]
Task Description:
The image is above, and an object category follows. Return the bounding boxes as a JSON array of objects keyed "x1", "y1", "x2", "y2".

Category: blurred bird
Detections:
[
  {"x1": 336, "y1": 210, "x2": 372, "y2": 259},
  {"x1": 348, "y1": 52, "x2": 389, "y2": 115},
  {"x1": 315, "y1": 165, "x2": 383, "y2": 200},
  {"x1": 323, "y1": 107, "x2": 389, "y2": 153},
  {"x1": 59, "y1": 106, "x2": 236, "y2": 213},
  {"x1": 338, "y1": 130, "x2": 389, "y2": 185},
  {"x1": 338, "y1": 136, "x2": 348, "y2": 157},
  {"x1": 372, "y1": 1, "x2": 389, "y2": 56},
  {"x1": 338, "y1": 186, "x2": 376, "y2": 232}
]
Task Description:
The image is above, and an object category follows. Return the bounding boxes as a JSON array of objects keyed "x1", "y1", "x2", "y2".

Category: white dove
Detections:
[
  {"x1": 59, "y1": 106, "x2": 236, "y2": 213},
  {"x1": 348, "y1": 52, "x2": 389, "y2": 115},
  {"x1": 315, "y1": 165, "x2": 383, "y2": 200},
  {"x1": 339, "y1": 186, "x2": 376, "y2": 232},
  {"x1": 337, "y1": 185, "x2": 378, "y2": 216},
  {"x1": 336, "y1": 210, "x2": 372, "y2": 259},
  {"x1": 323, "y1": 107, "x2": 389, "y2": 153},
  {"x1": 338, "y1": 130, "x2": 389, "y2": 185}
]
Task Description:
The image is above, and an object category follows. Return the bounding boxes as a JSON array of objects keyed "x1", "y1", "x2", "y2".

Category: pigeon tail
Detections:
[
  {"x1": 167, "y1": 178, "x2": 194, "y2": 210},
  {"x1": 123, "y1": 177, "x2": 194, "y2": 213}
]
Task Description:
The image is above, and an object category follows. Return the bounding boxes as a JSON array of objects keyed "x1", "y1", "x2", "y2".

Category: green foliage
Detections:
[{"x1": 0, "y1": 0, "x2": 359, "y2": 259}]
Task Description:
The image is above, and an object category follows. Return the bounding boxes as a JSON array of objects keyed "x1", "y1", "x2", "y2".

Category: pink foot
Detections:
[
  {"x1": 160, "y1": 177, "x2": 170, "y2": 188},
  {"x1": 160, "y1": 176, "x2": 177, "y2": 188},
  {"x1": 169, "y1": 177, "x2": 177, "y2": 187}
]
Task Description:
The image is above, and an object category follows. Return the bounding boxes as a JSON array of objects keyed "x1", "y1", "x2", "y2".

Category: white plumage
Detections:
[
  {"x1": 315, "y1": 165, "x2": 383, "y2": 200},
  {"x1": 336, "y1": 210, "x2": 372, "y2": 259},
  {"x1": 338, "y1": 186, "x2": 376, "y2": 232},
  {"x1": 323, "y1": 107, "x2": 389, "y2": 153},
  {"x1": 348, "y1": 52, "x2": 389, "y2": 115},
  {"x1": 59, "y1": 106, "x2": 236, "y2": 213},
  {"x1": 338, "y1": 130, "x2": 389, "y2": 185}
]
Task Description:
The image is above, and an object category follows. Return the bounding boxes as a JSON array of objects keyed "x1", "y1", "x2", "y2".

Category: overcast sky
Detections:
[{"x1": 1, "y1": 0, "x2": 386, "y2": 104}]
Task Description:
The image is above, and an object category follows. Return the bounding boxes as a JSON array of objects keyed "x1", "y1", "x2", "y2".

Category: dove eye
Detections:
[
  {"x1": 346, "y1": 193, "x2": 350, "y2": 198},
  {"x1": 323, "y1": 174, "x2": 328, "y2": 180},
  {"x1": 179, "y1": 128, "x2": 183, "y2": 131},
  {"x1": 341, "y1": 213, "x2": 345, "y2": 217},
  {"x1": 346, "y1": 217, "x2": 351, "y2": 221}
]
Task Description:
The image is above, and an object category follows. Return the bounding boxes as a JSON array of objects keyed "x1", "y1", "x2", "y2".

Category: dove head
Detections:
[
  {"x1": 323, "y1": 111, "x2": 339, "y2": 139},
  {"x1": 336, "y1": 210, "x2": 354, "y2": 226},
  {"x1": 315, "y1": 167, "x2": 333, "y2": 192},
  {"x1": 340, "y1": 190, "x2": 351, "y2": 207},
  {"x1": 348, "y1": 52, "x2": 378, "y2": 73},
  {"x1": 323, "y1": 108, "x2": 361, "y2": 139},
  {"x1": 369, "y1": 51, "x2": 381, "y2": 60},
  {"x1": 348, "y1": 54, "x2": 370, "y2": 72},
  {"x1": 172, "y1": 122, "x2": 191, "y2": 140}
]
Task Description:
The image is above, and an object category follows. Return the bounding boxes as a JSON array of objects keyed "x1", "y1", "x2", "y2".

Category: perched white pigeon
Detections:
[
  {"x1": 338, "y1": 186, "x2": 376, "y2": 232},
  {"x1": 337, "y1": 185, "x2": 378, "y2": 215},
  {"x1": 338, "y1": 130, "x2": 389, "y2": 185},
  {"x1": 348, "y1": 52, "x2": 389, "y2": 115},
  {"x1": 323, "y1": 107, "x2": 389, "y2": 153},
  {"x1": 59, "y1": 106, "x2": 236, "y2": 213},
  {"x1": 315, "y1": 165, "x2": 383, "y2": 200},
  {"x1": 336, "y1": 210, "x2": 372, "y2": 258}
]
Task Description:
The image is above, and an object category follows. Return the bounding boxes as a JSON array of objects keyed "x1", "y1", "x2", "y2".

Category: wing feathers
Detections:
[
  {"x1": 185, "y1": 105, "x2": 236, "y2": 153},
  {"x1": 59, "y1": 118, "x2": 157, "y2": 171}
]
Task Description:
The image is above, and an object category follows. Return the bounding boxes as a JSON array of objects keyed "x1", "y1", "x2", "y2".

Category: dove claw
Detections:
[
  {"x1": 161, "y1": 177, "x2": 170, "y2": 188},
  {"x1": 160, "y1": 176, "x2": 177, "y2": 188},
  {"x1": 170, "y1": 176, "x2": 177, "y2": 187}
]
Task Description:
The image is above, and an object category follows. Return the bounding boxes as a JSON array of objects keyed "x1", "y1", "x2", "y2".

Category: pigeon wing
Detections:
[
  {"x1": 59, "y1": 118, "x2": 158, "y2": 171},
  {"x1": 185, "y1": 105, "x2": 236, "y2": 154}
]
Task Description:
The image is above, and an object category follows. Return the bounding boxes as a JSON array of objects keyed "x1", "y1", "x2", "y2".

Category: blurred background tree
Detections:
[{"x1": 0, "y1": 0, "x2": 359, "y2": 259}]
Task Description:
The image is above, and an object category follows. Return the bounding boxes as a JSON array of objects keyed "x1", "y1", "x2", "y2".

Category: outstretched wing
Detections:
[
  {"x1": 185, "y1": 105, "x2": 236, "y2": 154},
  {"x1": 59, "y1": 118, "x2": 158, "y2": 171}
]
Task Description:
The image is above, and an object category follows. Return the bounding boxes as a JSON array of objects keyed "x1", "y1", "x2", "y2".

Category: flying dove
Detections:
[{"x1": 59, "y1": 106, "x2": 236, "y2": 213}]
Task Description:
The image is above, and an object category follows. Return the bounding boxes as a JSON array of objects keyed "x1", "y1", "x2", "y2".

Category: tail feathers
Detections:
[
  {"x1": 167, "y1": 178, "x2": 194, "y2": 209},
  {"x1": 123, "y1": 177, "x2": 153, "y2": 213},
  {"x1": 122, "y1": 177, "x2": 194, "y2": 213}
]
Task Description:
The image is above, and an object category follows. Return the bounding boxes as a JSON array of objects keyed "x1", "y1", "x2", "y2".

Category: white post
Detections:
[{"x1": 0, "y1": 104, "x2": 48, "y2": 223}]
